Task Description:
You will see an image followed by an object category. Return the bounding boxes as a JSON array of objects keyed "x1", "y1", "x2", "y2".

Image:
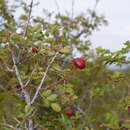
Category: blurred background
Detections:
[
  {"x1": 1, "y1": 1, "x2": 130, "y2": 129},
  {"x1": 10, "y1": 0, "x2": 130, "y2": 51}
]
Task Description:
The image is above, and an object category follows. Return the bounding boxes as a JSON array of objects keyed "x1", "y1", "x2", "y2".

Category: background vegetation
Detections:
[{"x1": 0, "y1": 0, "x2": 130, "y2": 129}]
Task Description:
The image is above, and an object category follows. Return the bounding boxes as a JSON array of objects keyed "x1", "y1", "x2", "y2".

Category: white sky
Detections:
[{"x1": 12, "y1": 0, "x2": 130, "y2": 51}]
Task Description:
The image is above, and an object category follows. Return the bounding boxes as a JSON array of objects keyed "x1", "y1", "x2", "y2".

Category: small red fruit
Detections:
[
  {"x1": 128, "y1": 106, "x2": 130, "y2": 112},
  {"x1": 32, "y1": 47, "x2": 38, "y2": 53},
  {"x1": 54, "y1": 81, "x2": 61, "y2": 86},
  {"x1": 73, "y1": 57, "x2": 86, "y2": 69},
  {"x1": 66, "y1": 108, "x2": 74, "y2": 117}
]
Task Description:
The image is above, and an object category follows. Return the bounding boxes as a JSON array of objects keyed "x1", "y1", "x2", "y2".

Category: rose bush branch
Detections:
[
  {"x1": 9, "y1": 48, "x2": 34, "y2": 130},
  {"x1": 31, "y1": 51, "x2": 59, "y2": 104},
  {"x1": 1, "y1": 65, "x2": 14, "y2": 72},
  {"x1": 18, "y1": 0, "x2": 34, "y2": 62},
  {"x1": 0, "y1": 123, "x2": 20, "y2": 130},
  {"x1": 10, "y1": 49, "x2": 31, "y2": 105},
  {"x1": 23, "y1": 0, "x2": 34, "y2": 39}
]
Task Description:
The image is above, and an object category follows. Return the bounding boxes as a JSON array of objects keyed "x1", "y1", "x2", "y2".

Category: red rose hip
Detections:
[
  {"x1": 32, "y1": 47, "x2": 38, "y2": 53},
  {"x1": 128, "y1": 106, "x2": 130, "y2": 112},
  {"x1": 66, "y1": 108, "x2": 74, "y2": 117},
  {"x1": 73, "y1": 57, "x2": 86, "y2": 69}
]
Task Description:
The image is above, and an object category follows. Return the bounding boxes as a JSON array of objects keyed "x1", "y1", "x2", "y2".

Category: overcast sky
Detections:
[{"x1": 12, "y1": 0, "x2": 130, "y2": 51}]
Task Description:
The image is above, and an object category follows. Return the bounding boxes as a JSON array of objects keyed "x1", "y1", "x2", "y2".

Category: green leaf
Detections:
[
  {"x1": 59, "y1": 46, "x2": 72, "y2": 54},
  {"x1": 52, "y1": 65, "x2": 63, "y2": 72},
  {"x1": 20, "y1": 15, "x2": 28, "y2": 21},
  {"x1": 25, "y1": 105, "x2": 34, "y2": 116},
  {"x1": 66, "y1": 87, "x2": 74, "y2": 95},
  {"x1": 47, "y1": 94, "x2": 57, "y2": 101},
  {"x1": 43, "y1": 99, "x2": 50, "y2": 107},
  {"x1": 112, "y1": 71, "x2": 122, "y2": 79},
  {"x1": 33, "y1": 24, "x2": 42, "y2": 32},
  {"x1": 41, "y1": 90, "x2": 52, "y2": 97},
  {"x1": 51, "y1": 103, "x2": 61, "y2": 112},
  {"x1": 96, "y1": 47, "x2": 110, "y2": 55}
]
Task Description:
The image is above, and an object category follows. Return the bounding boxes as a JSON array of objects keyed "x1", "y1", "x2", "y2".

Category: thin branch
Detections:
[
  {"x1": 13, "y1": 117, "x2": 21, "y2": 124},
  {"x1": 23, "y1": 0, "x2": 34, "y2": 39},
  {"x1": 0, "y1": 123, "x2": 20, "y2": 130},
  {"x1": 74, "y1": 30, "x2": 85, "y2": 39},
  {"x1": 73, "y1": 104, "x2": 89, "y2": 117},
  {"x1": 71, "y1": 0, "x2": 74, "y2": 18},
  {"x1": 55, "y1": 0, "x2": 60, "y2": 14},
  {"x1": 25, "y1": 123, "x2": 28, "y2": 130},
  {"x1": 94, "y1": 0, "x2": 100, "y2": 11},
  {"x1": 10, "y1": 49, "x2": 31, "y2": 106},
  {"x1": 31, "y1": 52, "x2": 59, "y2": 104},
  {"x1": 6, "y1": 66, "x2": 14, "y2": 72},
  {"x1": 1, "y1": 65, "x2": 14, "y2": 72},
  {"x1": 18, "y1": 0, "x2": 34, "y2": 62},
  {"x1": 42, "y1": 72, "x2": 68, "y2": 90}
]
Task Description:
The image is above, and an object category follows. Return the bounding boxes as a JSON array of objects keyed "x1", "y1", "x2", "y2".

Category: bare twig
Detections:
[
  {"x1": 31, "y1": 52, "x2": 59, "y2": 104},
  {"x1": 55, "y1": 0, "x2": 60, "y2": 14},
  {"x1": 74, "y1": 30, "x2": 85, "y2": 39},
  {"x1": 42, "y1": 72, "x2": 69, "y2": 90},
  {"x1": 9, "y1": 0, "x2": 34, "y2": 106},
  {"x1": 13, "y1": 117, "x2": 20, "y2": 124},
  {"x1": 25, "y1": 123, "x2": 28, "y2": 130},
  {"x1": 73, "y1": 104, "x2": 89, "y2": 117},
  {"x1": 1, "y1": 65, "x2": 14, "y2": 72},
  {"x1": 94, "y1": 0, "x2": 100, "y2": 11},
  {"x1": 10, "y1": 50, "x2": 31, "y2": 105},
  {"x1": 23, "y1": 0, "x2": 34, "y2": 39},
  {"x1": 10, "y1": 49, "x2": 34, "y2": 130},
  {"x1": 0, "y1": 123, "x2": 20, "y2": 130},
  {"x1": 71, "y1": 0, "x2": 74, "y2": 18},
  {"x1": 8, "y1": 47, "x2": 32, "y2": 130},
  {"x1": 18, "y1": 0, "x2": 34, "y2": 62},
  {"x1": 6, "y1": 66, "x2": 14, "y2": 72}
]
